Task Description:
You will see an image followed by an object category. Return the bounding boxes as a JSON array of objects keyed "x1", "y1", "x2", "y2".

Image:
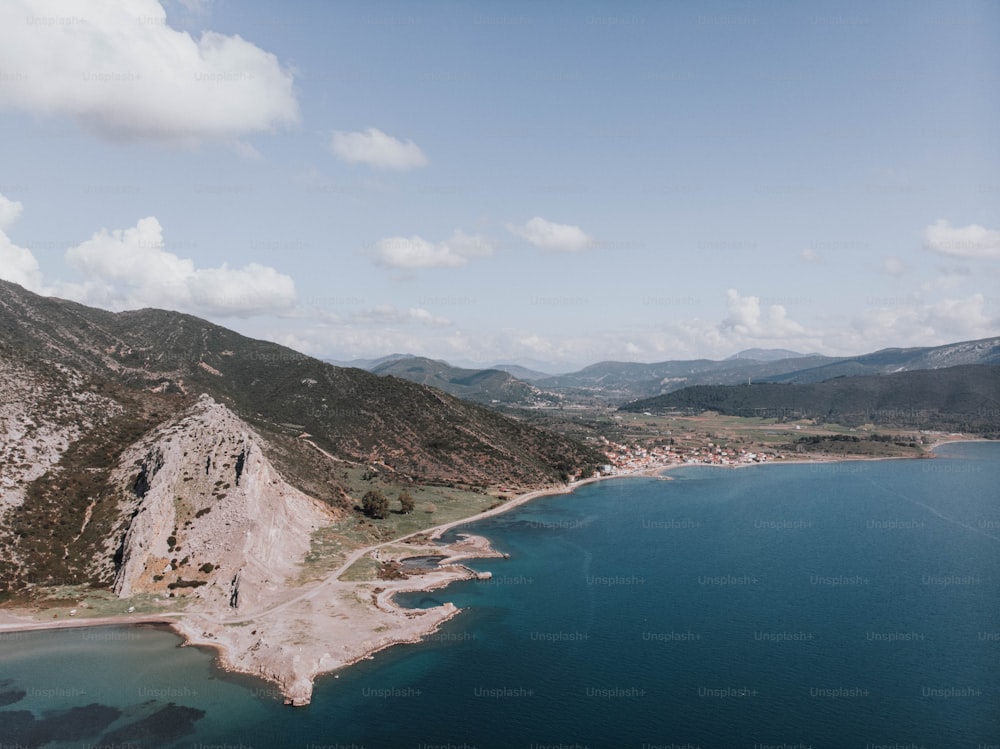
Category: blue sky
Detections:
[{"x1": 1, "y1": 0, "x2": 997, "y2": 370}]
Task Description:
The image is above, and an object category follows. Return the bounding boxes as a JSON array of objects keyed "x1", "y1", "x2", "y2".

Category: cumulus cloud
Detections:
[
  {"x1": 62, "y1": 216, "x2": 297, "y2": 316},
  {"x1": 0, "y1": 194, "x2": 24, "y2": 232},
  {"x1": 0, "y1": 193, "x2": 45, "y2": 292},
  {"x1": 923, "y1": 219, "x2": 1000, "y2": 260},
  {"x1": 719, "y1": 289, "x2": 809, "y2": 340},
  {"x1": 507, "y1": 216, "x2": 595, "y2": 252},
  {"x1": 329, "y1": 128, "x2": 428, "y2": 171},
  {"x1": 0, "y1": 0, "x2": 298, "y2": 144},
  {"x1": 368, "y1": 230, "x2": 494, "y2": 269}
]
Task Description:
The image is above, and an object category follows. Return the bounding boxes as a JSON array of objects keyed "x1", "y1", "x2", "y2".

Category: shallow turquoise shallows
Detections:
[{"x1": 2, "y1": 442, "x2": 998, "y2": 748}]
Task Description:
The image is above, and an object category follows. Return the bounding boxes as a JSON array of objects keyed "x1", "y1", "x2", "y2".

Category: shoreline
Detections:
[{"x1": 0, "y1": 438, "x2": 991, "y2": 703}]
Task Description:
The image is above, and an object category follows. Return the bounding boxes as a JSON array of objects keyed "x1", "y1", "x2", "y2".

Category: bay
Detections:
[{"x1": 1, "y1": 442, "x2": 998, "y2": 748}]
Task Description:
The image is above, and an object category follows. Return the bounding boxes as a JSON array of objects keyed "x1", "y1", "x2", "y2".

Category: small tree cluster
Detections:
[
  {"x1": 362, "y1": 489, "x2": 389, "y2": 519},
  {"x1": 398, "y1": 490, "x2": 415, "y2": 514}
]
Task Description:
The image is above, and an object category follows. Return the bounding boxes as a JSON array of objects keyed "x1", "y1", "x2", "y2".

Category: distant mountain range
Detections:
[
  {"x1": 326, "y1": 355, "x2": 553, "y2": 383},
  {"x1": 324, "y1": 353, "x2": 415, "y2": 371},
  {"x1": 533, "y1": 337, "x2": 1000, "y2": 402},
  {"x1": 486, "y1": 363, "x2": 554, "y2": 382},
  {"x1": 725, "y1": 348, "x2": 815, "y2": 361},
  {"x1": 368, "y1": 357, "x2": 559, "y2": 407},
  {"x1": 620, "y1": 365, "x2": 1000, "y2": 433},
  {"x1": 764, "y1": 339, "x2": 1000, "y2": 384},
  {"x1": 327, "y1": 338, "x2": 1000, "y2": 407}
]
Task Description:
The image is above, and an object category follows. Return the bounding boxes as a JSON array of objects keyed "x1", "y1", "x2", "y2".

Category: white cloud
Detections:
[
  {"x1": 368, "y1": 230, "x2": 494, "y2": 269},
  {"x1": 0, "y1": 0, "x2": 298, "y2": 145},
  {"x1": 175, "y1": 0, "x2": 211, "y2": 11},
  {"x1": 878, "y1": 256, "x2": 906, "y2": 276},
  {"x1": 507, "y1": 216, "x2": 595, "y2": 252},
  {"x1": 0, "y1": 238, "x2": 43, "y2": 291},
  {"x1": 920, "y1": 266, "x2": 972, "y2": 294},
  {"x1": 719, "y1": 289, "x2": 809, "y2": 340},
  {"x1": 0, "y1": 194, "x2": 45, "y2": 292},
  {"x1": 0, "y1": 194, "x2": 24, "y2": 232},
  {"x1": 800, "y1": 247, "x2": 822, "y2": 264},
  {"x1": 405, "y1": 307, "x2": 451, "y2": 326},
  {"x1": 923, "y1": 219, "x2": 1000, "y2": 260},
  {"x1": 350, "y1": 305, "x2": 451, "y2": 327},
  {"x1": 62, "y1": 216, "x2": 297, "y2": 316},
  {"x1": 329, "y1": 128, "x2": 428, "y2": 171},
  {"x1": 848, "y1": 292, "x2": 997, "y2": 348}
]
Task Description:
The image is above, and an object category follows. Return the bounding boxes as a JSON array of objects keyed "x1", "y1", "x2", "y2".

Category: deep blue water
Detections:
[{"x1": 2, "y1": 442, "x2": 998, "y2": 748}]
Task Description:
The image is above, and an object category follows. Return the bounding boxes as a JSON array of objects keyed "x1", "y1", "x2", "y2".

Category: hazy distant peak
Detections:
[{"x1": 727, "y1": 348, "x2": 809, "y2": 362}]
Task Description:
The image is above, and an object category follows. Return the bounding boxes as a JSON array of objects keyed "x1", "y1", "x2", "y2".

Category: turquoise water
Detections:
[{"x1": 2, "y1": 442, "x2": 998, "y2": 747}]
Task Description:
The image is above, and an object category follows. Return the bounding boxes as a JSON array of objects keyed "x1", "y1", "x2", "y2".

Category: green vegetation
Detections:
[
  {"x1": 167, "y1": 578, "x2": 207, "y2": 590},
  {"x1": 786, "y1": 433, "x2": 926, "y2": 458},
  {"x1": 398, "y1": 490, "x2": 415, "y2": 514},
  {"x1": 299, "y1": 483, "x2": 502, "y2": 583},
  {"x1": 621, "y1": 365, "x2": 1000, "y2": 435},
  {"x1": 361, "y1": 490, "x2": 390, "y2": 519}
]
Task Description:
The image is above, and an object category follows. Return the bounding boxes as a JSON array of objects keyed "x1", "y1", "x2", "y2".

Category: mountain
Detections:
[
  {"x1": 488, "y1": 363, "x2": 554, "y2": 382},
  {"x1": 532, "y1": 336, "x2": 1000, "y2": 403},
  {"x1": 331, "y1": 356, "x2": 558, "y2": 383},
  {"x1": 620, "y1": 365, "x2": 1000, "y2": 433},
  {"x1": 0, "y1": 280, "x2": 602, "y2": 594},
  {"x1": 323, "y1": 353, "x2": 414, "y2": 370},
  {"x1": 536, "y1": 355, "x2": 839, "y2": 402},
  {"x1": 726, "y1": 348, "x2": 809, "y2": 361},
  {"x1": 370, "y1": 356, "x2": 558, "y2": 406},
  {"x1": 763, "y1": 337, "x2": 1000, "y2": 384}
]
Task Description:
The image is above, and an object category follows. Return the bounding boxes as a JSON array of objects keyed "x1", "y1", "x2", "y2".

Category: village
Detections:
[{"x1": 593, "y1": 435, "x2": 784, "y2": 476}]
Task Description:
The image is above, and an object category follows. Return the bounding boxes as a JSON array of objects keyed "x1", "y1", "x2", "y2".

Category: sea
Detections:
[{"x1": 1, "y1": 441, "x2": 998, "y2": 748}]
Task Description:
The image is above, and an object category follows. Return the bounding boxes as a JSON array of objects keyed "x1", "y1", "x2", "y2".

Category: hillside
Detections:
[
  {"x1": 370, "y1": 356, "x2": 558, "y2": 406},
  {"x1": 0, "y1": 280, "x2": 602, "y2": 593},
  {"x1": 620, "y1": 365, "x2": 1000, "y2": 433}
]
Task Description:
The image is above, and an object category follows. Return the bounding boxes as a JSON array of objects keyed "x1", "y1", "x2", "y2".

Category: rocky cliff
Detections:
[{"x1": 110, "y1": 395, "x2": 333, "y2": 610}]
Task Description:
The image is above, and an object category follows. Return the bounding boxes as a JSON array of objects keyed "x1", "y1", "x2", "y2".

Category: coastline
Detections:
[{"x1": 0, "y1": 438, "x2": 989, "y2": 704}]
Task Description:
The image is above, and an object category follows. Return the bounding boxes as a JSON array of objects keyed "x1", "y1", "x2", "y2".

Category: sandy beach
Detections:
[{"x1": 0, "y1": 439, "x2": 986, "y2": 705}]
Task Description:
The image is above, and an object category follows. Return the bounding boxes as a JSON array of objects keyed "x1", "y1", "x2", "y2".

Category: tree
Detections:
[
  {"x1": 361, "y1": 489, "x2": 389, "y2": 519},
  {"x1": 398, "y1": 490, "x2": 415, "y2": 514}
]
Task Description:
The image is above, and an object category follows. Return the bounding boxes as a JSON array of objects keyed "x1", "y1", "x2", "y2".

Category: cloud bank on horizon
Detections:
[{"x1": 0, "y1": 0, "x2": 997, "y2": 368}]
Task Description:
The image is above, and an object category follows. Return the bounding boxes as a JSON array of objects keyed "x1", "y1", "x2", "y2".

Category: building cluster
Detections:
[{"x1": 594, "y1": 437, "x2": 783, "y2": 476}]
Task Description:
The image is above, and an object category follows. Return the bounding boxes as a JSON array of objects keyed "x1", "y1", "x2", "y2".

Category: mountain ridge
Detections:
[{"x1": 620, "y1": 364, "x2": 1000, "y2": 433}]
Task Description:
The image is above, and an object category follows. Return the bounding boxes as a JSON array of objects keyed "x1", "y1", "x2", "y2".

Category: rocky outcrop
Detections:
[{"x1": 110, "y1": 394, "x2": 333, "y2": 610}]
